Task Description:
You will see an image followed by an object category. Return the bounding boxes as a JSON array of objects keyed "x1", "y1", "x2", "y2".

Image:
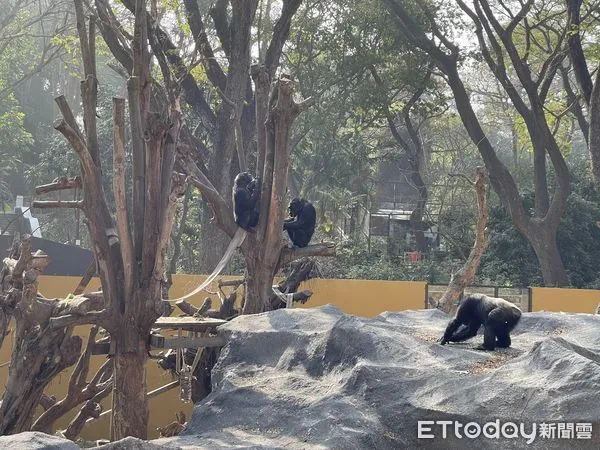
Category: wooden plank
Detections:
[
  {"x1": 149, "y1": 334, "x2": 226, "y2": 349},
  {"x1": 148, "y1": 380, "x2": 179, "y2": 398},
  {"x1": 153, "y1": 316, "x2": 226, "y2": 332}
]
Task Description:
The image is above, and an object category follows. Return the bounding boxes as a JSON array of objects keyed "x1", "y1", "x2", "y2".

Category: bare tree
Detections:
[
  {"x1": 93, "y1": 0, "x2": 335, "y2": 314},
  {"x1": 32, "y1": 0, "x2": 185, "y2": 439}
]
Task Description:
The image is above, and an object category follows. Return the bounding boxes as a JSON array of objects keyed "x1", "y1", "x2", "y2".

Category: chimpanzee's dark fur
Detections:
[
  {"x1": 283, "y1": 197, "x2": 316, "y2": 248},
  {"x1": 233, "y1": 172, "x2": 261, "y2": 230},
  {"x1": 440, "y1": 294, "x2": 522, "y2": 351}
]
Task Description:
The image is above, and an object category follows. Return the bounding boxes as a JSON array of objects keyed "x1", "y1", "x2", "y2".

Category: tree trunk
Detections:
[
  {"x1": 588, "y1": 68, "x2": 600, "y2": 189},
  {"x1": 244, "y1": 255, "x2": 275, "y2": 314},
  {"x1": 437, "y1": 169, "x2": 489, "y2": 313},
  {"x1": 532, "y1": 141, "x2": 549, "y2": 215},
  {"x1": 110, "y1": 337, "x2": 149, "y2": 440},
  {"x1": 527, "y1": 226, "x2": 569, "y2": 287},
  {"x1": 198, "y1": 217, "x2": 230, "y2": 273},
  {"x1": 409, "y1": 170, "x2": 428, "y2": 253}
]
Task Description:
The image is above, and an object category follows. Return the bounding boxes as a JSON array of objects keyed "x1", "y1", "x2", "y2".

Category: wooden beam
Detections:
[
  {"x1": 149, "y1": 334, "x2": 225, "y2": 349},
  {"x1": 148, "y1": 380, "x2": 179, "y2": 398},
  {"x1": 35, "y1": 177, "x2": 82, "y2": 195},
  {"x1": 32, "y1": 200, "x2": 83, "y2": 209},
  {"x1": 153, "y1": 316, "x2": 226, "y2": 332}
]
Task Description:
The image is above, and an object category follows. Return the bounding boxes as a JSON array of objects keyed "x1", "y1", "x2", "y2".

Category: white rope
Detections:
[
  {"x1": 272, "y1": 285, "x2": 294, "y2": 309},
  {"x1": 167, "y1": 228, "x2": 247, "y2": 302}
]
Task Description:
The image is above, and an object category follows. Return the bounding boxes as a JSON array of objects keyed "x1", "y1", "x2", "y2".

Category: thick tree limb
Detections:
[
  {"x1": 112, "y1": 97, "x2": 133, "y2": 299},
  {"x1": 182, "y1": 0, "x2": 226, "y2": 90},
  {"x1": 265, "y1": 0, "x2": 302, "y2": 76},
  {"x1": 152, "y1": 173, "x2": 187, "y2": 288},
  {"x1": 437, "y1": 168, "x2": 489, "y2": 313},
  {"x1": 186, "y1": 172, "x2": 237, "y2": 238},
  {"x1": 209, "y1": 0, "x2": 231, "y2": 57},
  {"x1": 94, "y1": 0, "x2": 133, "y2": 73},
  {"x1": 278, "y1": 243, "x2": 336, "y2": 270}
]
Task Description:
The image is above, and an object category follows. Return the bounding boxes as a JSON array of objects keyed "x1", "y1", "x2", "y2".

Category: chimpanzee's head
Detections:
[
  {"x1": 288, "y1": 197, "x2": 305, "y2": 217},
  {"x1": 234, "y1": 172, "x2": 253, "y2": 188}
]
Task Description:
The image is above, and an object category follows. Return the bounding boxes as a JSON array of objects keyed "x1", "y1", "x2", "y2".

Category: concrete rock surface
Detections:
[{"x1": 150, "y1": 305, "x2": 600, "y2": 449}]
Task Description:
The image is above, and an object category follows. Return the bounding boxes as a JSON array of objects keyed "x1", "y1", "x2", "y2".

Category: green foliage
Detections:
[
  {"x1": 318, "y1": 238, "x2": 453, "y2": 282},
  {"x1": 478, "y1": 197, "x2": 544, "y2": 287}
]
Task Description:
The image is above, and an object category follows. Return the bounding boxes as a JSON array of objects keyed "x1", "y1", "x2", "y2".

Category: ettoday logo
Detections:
[{"x1": 417, "y1": 420, "x2": 593, "y2": 444}]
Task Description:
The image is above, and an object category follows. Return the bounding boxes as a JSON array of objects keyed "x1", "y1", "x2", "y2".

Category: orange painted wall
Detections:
[
  {"x1": 296, "y1": 278, "x2": 427, "y2": 316},
  {"x1": 530, "y1": 287, "x2": 600, "y2": 313}
]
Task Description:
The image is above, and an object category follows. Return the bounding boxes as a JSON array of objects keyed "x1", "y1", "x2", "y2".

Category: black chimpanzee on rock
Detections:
[
  {"x1": 233, "y1": 172, "x2": 261, "y2": 230},
  {"x1": 440, "y1": 294, "x2": 522, "y2": 351},
  {"x1": 283, "y1": 197, "x2": 316, "y2": 248}
]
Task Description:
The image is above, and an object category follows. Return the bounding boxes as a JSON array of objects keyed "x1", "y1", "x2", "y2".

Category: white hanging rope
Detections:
[
  {"x1": 167, "y1": 228, "x2": 247, "y2": 302},
  {"x1": 272, "y1": 285, "x2": 294, "y2": 309}
]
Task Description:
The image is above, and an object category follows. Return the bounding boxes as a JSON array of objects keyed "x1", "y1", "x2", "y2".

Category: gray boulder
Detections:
[
  {"x1": 154, "y1": 305, "x2": 600, "y2": 449},
  {"x1": 0, "y1": 431, "x2": 79, "y2": 449}
]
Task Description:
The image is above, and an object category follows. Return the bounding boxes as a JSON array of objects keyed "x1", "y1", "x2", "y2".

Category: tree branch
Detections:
[
  {"x1": 278, "y1": 243, "x2": 336, "y2": 269},
  {"x1": 35, "y1": 177, "x2": 81, "y2": 195},
  {"x1": 112, "y1": 97, "x2": 133, "y2": 299},
  {"x1": 31, "y1": 200, "x2": 83, "y2": 209}
]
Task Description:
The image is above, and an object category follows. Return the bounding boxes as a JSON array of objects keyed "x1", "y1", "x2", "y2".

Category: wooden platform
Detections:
[
  {"x1": 153, "y1": 316, "x2": 227, "y2": 332},
  {"x1": 91, "y1": 316, "x2": 228, "y2": 355},
  {"x1": 151, "y1": 316, "x2": 227, "y2": 353}
]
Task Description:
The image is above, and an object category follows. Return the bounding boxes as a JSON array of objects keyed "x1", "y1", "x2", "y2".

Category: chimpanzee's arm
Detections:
[
  {"x1": 283, "y1": 204, "x2": 315, "y2": 230},
  {"x1": 248, "y1": 179, "x2": 261, "y2": 206},
  {"x1": 283, "y1": 216, "x2": 305, "y2": 230}
]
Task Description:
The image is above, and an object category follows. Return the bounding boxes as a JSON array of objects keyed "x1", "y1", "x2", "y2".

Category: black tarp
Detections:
[{"x1": 0, "y1": 235, "x2": 94, "y2": 276}]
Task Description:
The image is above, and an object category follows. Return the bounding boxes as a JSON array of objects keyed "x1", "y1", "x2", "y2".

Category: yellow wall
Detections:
[
  {"x1": 531, "y1": 287, "x2": 600, "y2": 313},
  {"x1": 296, "y1": 278, "x2": 427, "y2": 316}
]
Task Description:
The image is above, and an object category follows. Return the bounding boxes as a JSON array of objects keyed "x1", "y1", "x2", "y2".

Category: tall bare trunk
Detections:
[
  {"x1": 110, "y1": 338, "x2": 149, "y2": 440},
  {"x1": 410, "y1": 170, "x2": 428, "y2": 253}
]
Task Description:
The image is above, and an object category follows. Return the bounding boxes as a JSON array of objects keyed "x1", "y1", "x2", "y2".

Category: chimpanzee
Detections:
[
  {"x1": 283, "y1": 197, "x2": 316, "y2": 248},
  {"x1": 439, "y1": 294, "x2": 522, "y2": 351},
  {"x1": 233, "y1": 172, "x2": 261, "y2": 230}
]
